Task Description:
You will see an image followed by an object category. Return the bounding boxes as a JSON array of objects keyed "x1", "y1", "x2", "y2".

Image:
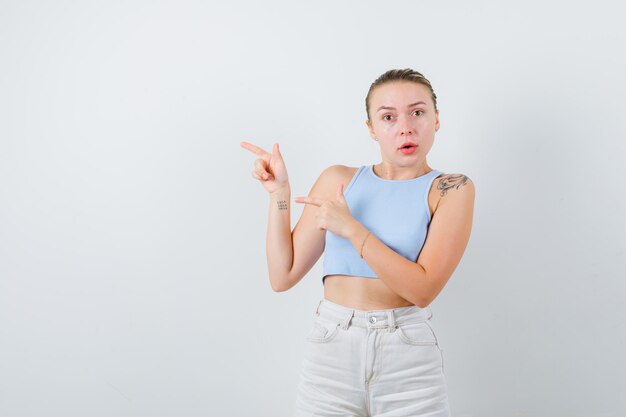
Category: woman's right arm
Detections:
[
  {"x1": 267, "y1": 167, "x2": 339, "y2": 291},
  {"x1": 266, "y1": 186, "x2": 295, "y2": 291},
  {"x1": 241, "y1": 141, "x2": 333, "y2": 292}
]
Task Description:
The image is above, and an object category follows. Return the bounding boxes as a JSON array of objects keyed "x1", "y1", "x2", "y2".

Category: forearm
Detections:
[
  {"x1": 266, "y1": 187, "x2": 293, "y2": 291},
  {"x1": 347, "y1": 223, "x2": 431, "y2": 307}
]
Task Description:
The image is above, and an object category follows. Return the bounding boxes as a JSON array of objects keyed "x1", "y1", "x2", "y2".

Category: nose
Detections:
[{"x1": 398, "y1": 117, "x2": 413, "y2": 136}]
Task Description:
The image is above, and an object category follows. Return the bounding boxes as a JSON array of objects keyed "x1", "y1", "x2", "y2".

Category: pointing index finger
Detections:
[
  {"x1": 294, "y1": 196, "x2": 323, "y2": 206},
  {"x1": 240, "y1": 141, "x2": 270, "y2": 157}
]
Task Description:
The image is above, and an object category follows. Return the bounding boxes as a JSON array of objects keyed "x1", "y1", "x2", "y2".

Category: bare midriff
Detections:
[{"x1": 323, "y1": 275, "x2": 415, "y2": 310}]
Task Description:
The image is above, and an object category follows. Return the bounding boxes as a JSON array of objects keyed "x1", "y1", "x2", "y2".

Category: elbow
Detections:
[
  {"x1": 412, "y1": 265, "x2": 433, "y2": 308},
  {"x1": 412, "y1": 296, "x2": 430, "y2": 309},
  {"x1": 415, "y1": 283, "x2": 445, "y2": 308},
  {"x1": 269, "y1": 268, "x2": 306, "y2": 292},
  {"x1": 413, "y1": 281, "x2": 432, "y2": 308},
  {"x1": 404, "y1": 288, "x2": 429, "y2": 308},
  {"x1": 270, "y1": 280, "x2": 286, "y2": 292},
  {"x1": 414, "y1": 283, "x2": 437, "y2": 308},
  {"x1": 269, "y1": 274, "x2": 293, "y2": 292}
]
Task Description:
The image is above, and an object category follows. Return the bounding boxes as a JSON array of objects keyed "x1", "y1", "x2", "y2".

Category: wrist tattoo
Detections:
[
  {"x1": 438, "y1": 174, "x2": 470, "y2": 197},
  {"x1": 277, "y1": 200, "x2": 288, "y2": 210}
]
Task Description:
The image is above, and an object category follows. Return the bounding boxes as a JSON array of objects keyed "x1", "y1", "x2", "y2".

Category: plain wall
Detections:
[{"x1": 1, "y1": 1, "x2": 625, "y2": 416}]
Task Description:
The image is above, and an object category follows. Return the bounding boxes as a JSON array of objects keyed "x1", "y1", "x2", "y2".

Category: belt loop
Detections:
[
  {"x1": 387, "y1": 310, "x2": 396, "y2": 332},
  {"x1": 340, "y1": 309, "x2": 354, "y2": 330},
  {"x1": 315, "y1": 299, "x2": 323, "y2": 316},
  {"x1": 428, "y1": 306, "x2": 433, "y2": 320}
]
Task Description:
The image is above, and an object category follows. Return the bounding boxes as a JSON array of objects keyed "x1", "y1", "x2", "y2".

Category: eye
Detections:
[
  {"x1": 382, "y1": 114, "x2": 392, "y2": 121},
  {"x1": 413, "y1": 110, "x2": 424, "y2": 116}
]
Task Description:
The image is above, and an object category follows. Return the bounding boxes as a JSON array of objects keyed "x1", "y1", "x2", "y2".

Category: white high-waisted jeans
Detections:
[{"x1": 293, "y1": 298, "x2": 451, "y2": 417}]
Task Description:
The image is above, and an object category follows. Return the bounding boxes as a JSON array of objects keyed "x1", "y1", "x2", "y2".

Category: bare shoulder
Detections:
[
  {"x1": 315, "y1": 164, "x2": 359, "y2": 196},
  {"x1": 435, "y1": 173, "x2": 475, "y2": 197},
  {"x1": 320, "y1": 164, "x2": 358, "y2": 178},
  {"x1": 431, "y1": 172, "x2": 475, "y2": 212}
]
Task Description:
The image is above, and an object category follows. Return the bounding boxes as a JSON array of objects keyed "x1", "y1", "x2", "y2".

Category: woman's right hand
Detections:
[{"x1": 240, "y1": 141, "x2": 290, "y2": 194}]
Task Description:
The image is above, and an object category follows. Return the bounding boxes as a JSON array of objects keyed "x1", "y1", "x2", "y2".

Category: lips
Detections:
[{"x1": 399, "y1": 141, "x2": 417, "y2": 149}]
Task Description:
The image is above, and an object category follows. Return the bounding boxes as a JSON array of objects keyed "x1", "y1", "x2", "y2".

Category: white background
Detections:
[{"x1": 1, "y1": 1, "x2": 625, "y2": 416}]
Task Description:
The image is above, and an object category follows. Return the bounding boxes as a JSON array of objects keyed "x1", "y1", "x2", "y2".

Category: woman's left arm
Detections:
[{"x1": 348, "y1": 175, "x2": 475, "y2": 308}]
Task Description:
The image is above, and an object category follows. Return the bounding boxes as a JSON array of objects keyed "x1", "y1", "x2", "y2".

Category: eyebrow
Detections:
[{"x1": 376, "y1": 101, "x2": 427, "y2": 112}]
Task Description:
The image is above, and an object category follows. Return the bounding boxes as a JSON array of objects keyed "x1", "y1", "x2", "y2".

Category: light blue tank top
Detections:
[{"x1": 322, "y1": 164, "x2": 443, "y2": 283}]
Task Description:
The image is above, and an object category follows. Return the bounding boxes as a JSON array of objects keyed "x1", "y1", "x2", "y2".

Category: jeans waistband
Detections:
[{"x1": 314, "y1": 298, "x2": 432, "y2": 331}]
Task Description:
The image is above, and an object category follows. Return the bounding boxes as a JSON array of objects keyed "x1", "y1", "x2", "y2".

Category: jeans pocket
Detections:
[
  {"x1": 436, "y1": 343, "x2": 445, "y2": 374},
  {"x1": 425, "y1": 320, "x2": 445, "y2": 374},
  {"x1": 306, "y1": 315, "x2": 340, "y2": 343},
  {"x1": 396, "y1": 321, "x2": 438, "y2": 346}
]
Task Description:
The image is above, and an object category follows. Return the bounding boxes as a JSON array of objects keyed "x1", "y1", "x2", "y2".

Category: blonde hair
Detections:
[{"x1": 365, "y1": 68, "x2": 438, "y2": 121}]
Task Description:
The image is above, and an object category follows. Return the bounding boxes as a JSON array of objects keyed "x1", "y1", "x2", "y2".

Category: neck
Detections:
[{"x1": 373, "y1": 162, "x2": 432, "y2": 180}]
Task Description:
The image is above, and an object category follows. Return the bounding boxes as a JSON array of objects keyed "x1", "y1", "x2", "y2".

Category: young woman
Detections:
[{"x1": 241, "y1": 68, "x2": 474, "y2": 417}]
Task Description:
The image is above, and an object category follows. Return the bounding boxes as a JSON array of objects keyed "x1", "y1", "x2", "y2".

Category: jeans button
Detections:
[{"x1": 369, "y1": 316, "x2": 377, "y2": 324}]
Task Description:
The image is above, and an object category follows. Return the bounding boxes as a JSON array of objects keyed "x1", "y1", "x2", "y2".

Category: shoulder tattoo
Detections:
[{"x1": 437, "y1": 174, "x2": 470, "y2": 197}]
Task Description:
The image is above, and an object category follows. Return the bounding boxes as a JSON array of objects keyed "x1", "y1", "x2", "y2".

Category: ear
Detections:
[
  {"x1": 435, "y1": 110, "x2": 440, "y2": 132},
  {"x1": 366, "y1": 119, "x2": 376, "y2": 139}
]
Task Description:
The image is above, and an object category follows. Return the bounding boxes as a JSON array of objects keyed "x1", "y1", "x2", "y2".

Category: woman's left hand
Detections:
[{"x1": 294, "y1": 183, "x2": 359, "y2": 239}]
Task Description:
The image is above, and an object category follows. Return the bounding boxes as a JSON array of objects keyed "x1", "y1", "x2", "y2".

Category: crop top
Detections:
[{"x1": 322, "y1": 164, "x2": 443, "y2": 284}]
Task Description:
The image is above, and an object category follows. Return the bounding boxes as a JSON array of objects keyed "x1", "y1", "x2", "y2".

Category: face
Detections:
[{"x1": 366, "y1": 81, "x2": 440, "y2": 166}]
